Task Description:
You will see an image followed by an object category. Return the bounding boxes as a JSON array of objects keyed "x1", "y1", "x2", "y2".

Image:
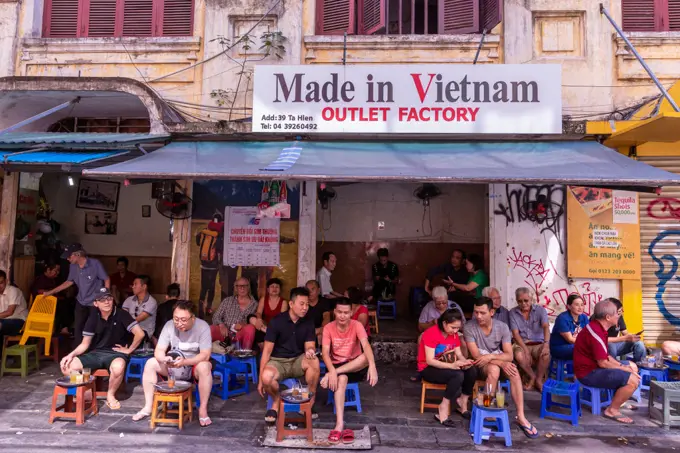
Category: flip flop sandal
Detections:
[
  {"x1": 434, "y1": 414, "x2": 457, "y2": 428},
  {"x1": 264, "y1": 409, "x2": 278, "y2": 424},
  {"x1": 311, "y1": 411, "x2": 319, "y2": 420},
  {"x1": 132, "y1": 410, "x2": 151, "y2": 422},
  {"x1": 106, "y1": 400, "x2": 121, "y2": 410},
  {"x1": 341, "y1": 429, "x2": 355, "y2": 444},
  {"x1": 409, "y1": 374, "x2": 422, "y2": 383},
  {"x1": 603, "y1": 413, "x2": 635, "y2": 425},
  {"x1": 199, "y1": 417, "x2": 212, "y2": 427},
  {"x1": 328, "y1": 430, "x2": 341, "y2": 444},
  {"x1": 456, "y1": 409, "x2": 472, "y2": 420},
  {"x1": 515, "y1": 421, "x2": 539, "y2": 438}
]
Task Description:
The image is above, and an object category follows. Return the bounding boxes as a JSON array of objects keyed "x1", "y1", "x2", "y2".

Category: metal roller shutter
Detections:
[{"x1": 640, "y1": 156, "x2": 680, "y2": 345}]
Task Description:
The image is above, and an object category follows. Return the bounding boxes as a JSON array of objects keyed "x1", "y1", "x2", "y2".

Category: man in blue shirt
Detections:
[{"x1": 45, "y1": 243, "x2": 110, "y2": 345}]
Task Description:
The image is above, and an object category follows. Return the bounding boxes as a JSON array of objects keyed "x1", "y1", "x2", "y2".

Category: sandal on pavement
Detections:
[
  {"x1": 341, "y1": 429, "x2": 355, "y2": 444},
  {"x1": 199, "y1": 417, "x2": 212, "y2": 427},
  {"x1": 132, "y1": 410, "x2": 151, "y2": 422},
  {"x1": 515, "y1": 421, "x2": 539, "y2": 438},
  {"x1": 409, "y1": 374, "x2": 422, "y2": 383},
  {"x1": 434, "y1": 414, "x2": 457, "y2": 428},
  {"x1": 328, "y1": 430, "x2": 341, "y2": 444},
  {"x1": 265, "y1": 409, "x2": 278, "y2": 424},
  {"x1": 106, "y1": 400, "x2": 121, "y2": 410},
  {"x1": 456, "y1": 409, "x2": 471, "y2": 420},
  {"x1": 603, "y1": 413, "x2": 635, "y2": 425}
]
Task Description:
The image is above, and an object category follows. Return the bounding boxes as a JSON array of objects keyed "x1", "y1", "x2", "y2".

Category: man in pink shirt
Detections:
[{"x1": 321, "y1": 298, "x2": 378, "y2": 445}]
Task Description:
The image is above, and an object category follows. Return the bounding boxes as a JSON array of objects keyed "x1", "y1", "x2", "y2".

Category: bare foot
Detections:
[
  {"x1": 523, "y1": 378, "x2": 535, "y2": 391},
  {"x1": 320, "y1": 374, "x2": 329, "y2": 389},
  {"x1": 534, "y1": 380, "x2": 544, "y2": 393}
]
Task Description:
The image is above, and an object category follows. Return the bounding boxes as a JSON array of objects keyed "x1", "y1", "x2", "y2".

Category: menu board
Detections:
[{"x1": 224, "y1": 206, "x2": 280, "y2": 267}]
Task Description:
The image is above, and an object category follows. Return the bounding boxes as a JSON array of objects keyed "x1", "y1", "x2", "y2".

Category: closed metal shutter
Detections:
[{"x1": 640, "y1": 156, "x2": 680, "y2": 345}]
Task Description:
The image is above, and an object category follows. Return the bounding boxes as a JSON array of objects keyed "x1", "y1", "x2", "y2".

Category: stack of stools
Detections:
[
  {"x1": 327, "y1": 382, "x2": 362, "y2": 413},
  {"x1": 549, "y1": 358, "x2": 574, "y2": 381},
  {"x1": 540, "y1": 379, "x2": 580, "y2": 426},
  {"x1": 49, "y1": 379, "x2": 98, "y2": 425},
  {"x1": 150, "y1": 387, "x2": 194, "y2": 430},
  {"x1": 469, "y1": 401, "x2": 512, "y2": 447},
  {"x1": 576, "y1": 379, "x2": 612, "y2": 415}
]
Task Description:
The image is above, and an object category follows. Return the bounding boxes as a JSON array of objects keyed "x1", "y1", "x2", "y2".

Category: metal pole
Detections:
[
  {"x1": 342, "y1": 32, "x2": 347, "y2": 65},
  {"x1": 473, "y1": 29, "x2": 487, "y2": 65},
  {"x1": 600, "y1": 4, "x2": 680, "y2": 112},
  {"x1": 0, "y1": 97, "x2": 81, "y2": 134}
]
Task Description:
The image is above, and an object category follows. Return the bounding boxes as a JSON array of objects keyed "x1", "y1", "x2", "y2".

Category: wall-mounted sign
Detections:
[
  {"x1": 253, "y1": 64, "x2": 562, "y2": 134},
  {"x1": 567, "y1": 187, "x2": 641, "y2": 280}
]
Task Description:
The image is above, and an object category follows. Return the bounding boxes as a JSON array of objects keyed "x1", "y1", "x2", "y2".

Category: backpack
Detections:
[{"x1": 199, "y1": 229, "x2": 219, "y2": 262}]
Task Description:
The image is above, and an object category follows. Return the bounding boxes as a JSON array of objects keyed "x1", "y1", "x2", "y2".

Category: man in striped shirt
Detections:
[{"x1": 573, "y1": 299, "x2": 640, "y2": 425}]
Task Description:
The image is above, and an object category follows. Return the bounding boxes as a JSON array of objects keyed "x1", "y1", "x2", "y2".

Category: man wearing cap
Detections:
[
  {"x1": 44, "y1": 243, "x2": 110, "y2": 345},
  {"x1": 60, "y1": 287, "x2": 145, "y2": 410}
]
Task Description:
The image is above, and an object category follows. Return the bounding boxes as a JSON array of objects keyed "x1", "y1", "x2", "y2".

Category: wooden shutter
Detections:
[
  {"x1": 160, "y1": 0, "x2": 194, "y2": 36},
  {"x1": 480, "y1": 0, "x2": 502, "y2": 32},
  {"x1": 86, "y1": 0, "x2": 119, "y2": 36},
  {"x1": 43, "y1": 0, "x2": 81, "y2": 37},
  {"x1": 122, "y1": 0, "x2": 154, "y2": 36},
  {"x1": 358, "y1": 0, "x2": 385, "y2": 34},
  {"x1": 670, "y1": 0, "x2": 680, "y2": 30},
  {"x1": 315, "y1": 0, "x2": 356, "y2": 35},
  {"x1": 621, "y1": 0, "x2": 658, "y2": 31},
  {"x1": 438, "y1": 0, "x2": 478, "y2": 34}
]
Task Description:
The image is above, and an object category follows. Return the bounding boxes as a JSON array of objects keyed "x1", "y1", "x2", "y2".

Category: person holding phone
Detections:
[{"x1": 605, "y1": 298, "x2": 646, "y2": 362}]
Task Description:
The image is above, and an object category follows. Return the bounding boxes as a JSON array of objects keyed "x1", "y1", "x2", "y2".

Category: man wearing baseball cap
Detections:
[
  {"x1": 61, "y1": 287, "x2": 145, "y2": 409},
  {"x1": 44, "y1": 243, "x2": 109, "y2": 345}
]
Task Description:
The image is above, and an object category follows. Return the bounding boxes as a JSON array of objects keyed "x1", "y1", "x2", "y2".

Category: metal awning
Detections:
[
  {"x1": 0, "y1": 150, "x2": 128, "y2": 165},
  {"x1": 83, "y1": 140, "x2": 680, "y2": 186},
  {"x1": 603, "y1": 112, "x2": 680, "y2": 148},
  {"x1": 0, "y1": 132, "x2": 170, "y2": 149}
]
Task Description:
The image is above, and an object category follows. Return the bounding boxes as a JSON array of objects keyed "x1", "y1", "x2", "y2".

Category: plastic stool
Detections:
[
  {"x1": 377, "y1": 300, "x2": 397, "y2": 320},
  {"x1": 150, "y1": 388, "x2": 193, "y2": 430},
  {"x1": 577, "y1": 380, "x2": 612, "y2": 415},
  {"x1": 276, "y1": 399, "x2": 313, "y2": 442},
  {"x1": 1, "y1": 344, "x2": 40, "y2": 377},
  {"x1": 211, "y1": 353, "x2": 229, "y2": 365},
  {"x1": 640, "y1": 368, "x2": 668, "y2": 392},
  {"x1": 469, "y1": 402, "x2": 512, "y2": 447},
  {"x1": 539, "y1": 379, "x2": 580, "y2": 426},
  {"x1": 49, "y1": 381, "x2": 98, "y2": 425},
  {"x1": 549, "y1": 358, "x2": 574, "y2": 381},
  {"x1": 125, "y1": 355, "x2": 150, "y2": 383},
  {"x1": 267, "y1": 378, "x2": 298, "y2": 410},
  {"x1": 231, "y1": 355, "x2": 258, "y2": 384},
  {"x1": 326, "y1": 382, "x2": 362, "y2": 413},
  {"x1": 213, "y1": 362, "x2": 250, "y2": 400}
]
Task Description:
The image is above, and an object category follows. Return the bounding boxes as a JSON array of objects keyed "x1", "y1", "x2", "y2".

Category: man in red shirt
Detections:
[
  {"x1": 109, "y1": 257, "x2": 136, "y2": 302},
  {"x1": 574, "y1": 299, "x2": 640, "y2": 424}
]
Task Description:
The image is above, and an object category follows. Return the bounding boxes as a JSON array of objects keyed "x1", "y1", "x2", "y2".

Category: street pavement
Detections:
[{"x1": 1, "y1": 361, "x2": 680, "y2": 452}]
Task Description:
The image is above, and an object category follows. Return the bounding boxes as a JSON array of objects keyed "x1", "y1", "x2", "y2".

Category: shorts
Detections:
[
  {"x1": 269, "y1": 355, "x2": 306, "y2": 380},
  {"x1": 334, "y1": 361, "x2": 368, "y2": 383},
  {"x1": 78, "y1": 349, "x2": 129, "y2": 371},
  {"x1": 512, "y1": 343, "x2": 545, "y2": 363},
  {"x1": 579, "y1": 368, "x2": 631, "y2": 390}
]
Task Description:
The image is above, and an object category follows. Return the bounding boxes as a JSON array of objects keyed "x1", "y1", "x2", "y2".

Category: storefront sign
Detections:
[
  {"x1": 224, "y1": 207, "x2": 280, "y2": 267},
  {"x1": 252, "y1": 64, "x2": 562, "y2": 134},
  {"x1": 567, "y1": 187, "x2": 641, "y2": 279}
]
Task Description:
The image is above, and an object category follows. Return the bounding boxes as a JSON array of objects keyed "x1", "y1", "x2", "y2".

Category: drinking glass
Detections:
[
  {"x1": 69, "y1": 370, "x2": 79, "y2": 384},
  {"x1": 496, "y1": 389, "x2": 506, "y2": 408},
  {"x1": 82, "y1": 368, "x2": 91, "y2": 382}
]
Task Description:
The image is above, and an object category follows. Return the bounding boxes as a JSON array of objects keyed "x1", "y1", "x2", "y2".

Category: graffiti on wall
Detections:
[
  {"x1": 507, "y1": 247, "x2": 555, "y2": 300},
  {"x1": 542, "y1": 282, "x2": 604, "y2": 317},
  {"x1": 648, "y1": 230, "x2": 680, "y2": 327},
  {"x1": 494, "y1": 184, "x2": 566, "y2": 253},
  {"x1": 647, "y1": 198, "x2": 680, "y2": 220}
]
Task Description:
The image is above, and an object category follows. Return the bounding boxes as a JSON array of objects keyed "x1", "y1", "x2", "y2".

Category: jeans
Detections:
[
  {"x1": 420, "y1": 366, "x2": 478, "y2": 401},
  {"x1": 550, "y1": 344, "x2": 575, "y2": 361},
  {"x1": 608, "y1": 340, "x2": 646, "y2": 362}
]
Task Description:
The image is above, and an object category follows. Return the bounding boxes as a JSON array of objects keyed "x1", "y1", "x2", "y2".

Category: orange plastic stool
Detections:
[
  {"x1": 150, "y1": 388, "x2": 194, "y2": 430},
  {"x1": 276, "y1": 399, "x2": 313, "y2": 442},
  {"x1": 49, "y1": 382, "x2": 98, "y2": 425}
]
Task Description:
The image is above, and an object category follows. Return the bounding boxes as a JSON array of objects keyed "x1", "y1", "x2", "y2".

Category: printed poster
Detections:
[
  {"x1": 224, "y1": 206, "x2": 280, "y2": 267},
  {"x1": 567, "y1": 187, "x2": 641, "y2": 279}
]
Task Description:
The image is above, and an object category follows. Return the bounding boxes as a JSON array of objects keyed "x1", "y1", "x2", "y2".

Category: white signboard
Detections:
[
  {"x1": 224, "y1": 206, "x2": 280, "y2": 267},
  {"x1": 253, "y1": 64, "x2": 562, "y2": 134},
  {"x1": 612, "y1": 191, "x2": 638, "y2": 225}
]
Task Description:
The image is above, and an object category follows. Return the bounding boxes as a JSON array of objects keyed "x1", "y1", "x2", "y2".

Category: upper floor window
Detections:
[
  {"x1": 315, "y1": 0, "x2": 501, "y2": 35},
  {"x1": 622, "y1": 0, "x2": 680, "y2": 32},
  {"x1": 42, "y1": 0, "x2": 194, "y2": 38}
]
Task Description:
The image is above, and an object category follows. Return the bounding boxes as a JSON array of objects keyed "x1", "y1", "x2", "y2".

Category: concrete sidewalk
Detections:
[{"x1": 0, "y1": 361, "x2": 679, "y2": 451}]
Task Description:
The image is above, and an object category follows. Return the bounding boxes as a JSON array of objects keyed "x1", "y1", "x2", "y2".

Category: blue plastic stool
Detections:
[
  {"x1": 539, "y1": 379, "x2": 580, "y2": 426},
  {"x1": 639, "y1": 367, "x2": 668, "y2": 392},
  {"x1": 231, "y1": 355, "x2": 258, "y2": 384},
  {"x1": 326, "y1": 382, "x2": 362, "y2": 413},
  {"x1": 549, "y1": 358, "x2": 574, "y2": 381},
  {"x1": 267, "y1": 378, "x2": 299, "y2": 410},
  {"x1": 577, "y1": 380, "x2": 612, "y2": 415},
  {"x1": 213, "y1": 362, "x2": 250, "y2": 400},
  {"x1": 377, "y1": 300, "x2": 397, "y2": 320},
  {"x1": 320, "y1": 361, "x2": 327, "y2": 376},
  {"x1": 469, "y1": 402, "x2": 512, "y2": 447},
  {"x1": 211, "y1": 353, "x2": 230, "y2": 365},
  {"x1": 126, "y1": 355, "x2": 150, "y2": 383}
]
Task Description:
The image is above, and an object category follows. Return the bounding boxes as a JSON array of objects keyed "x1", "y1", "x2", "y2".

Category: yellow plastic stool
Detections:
[{"x1": 20, "y1": 295, "x2": 57, "y2": 356}]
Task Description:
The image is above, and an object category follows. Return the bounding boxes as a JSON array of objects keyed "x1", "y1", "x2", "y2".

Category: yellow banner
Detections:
[{"x1": 567, "y1": 186, "x2": 641, "y2": 280}]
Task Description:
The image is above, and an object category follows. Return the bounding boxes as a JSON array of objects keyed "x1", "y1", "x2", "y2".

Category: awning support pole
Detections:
[
  {"x1": 473, "y1": 29, "x2": 487, "y2": 65},
  {"x1": 342, "y1": 32, "x2": 347, "y2": 65},
  {"x1": 599, "y1": 4, "x2": 680, "y2": 112},
  {"x1": 0, "y1": 97, "x2": 81, "y2": 134}
]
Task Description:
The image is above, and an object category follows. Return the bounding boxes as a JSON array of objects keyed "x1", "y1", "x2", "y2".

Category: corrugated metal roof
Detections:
[
  {"x1": 84, "y1": 140, "x2": 680, "y2": 186},
  {"x1": 0, "y1": 133, "x2": 169, "y2": 146},
  {"x1": 0, "y1": 150, "x2": 128, "y2": 164}
]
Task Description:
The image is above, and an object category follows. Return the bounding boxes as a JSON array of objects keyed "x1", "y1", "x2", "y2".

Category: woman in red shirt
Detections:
[
  {"x1": 417, "y1": 309, "x2": 476, "y2": 427},
  {"x1": 346, "y1": 286, "x2": 370, "y2": 335},
  {"x1": 250, "y1": 278, "x2": 288, "y2": 346}
]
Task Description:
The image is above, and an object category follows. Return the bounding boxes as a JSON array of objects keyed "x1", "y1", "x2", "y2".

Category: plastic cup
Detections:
[
  {"x1": 167, "y1": 377, "x2": 175, "y2": 389},
  {"x1": 83, "y1": 368, "x2": 91, "y2": 382},
  {"x1": 69, "y1": 370, "x2": 78, "y2": 384},
  {"x1": 496, "y1": 390, "x2": 505, "y2": 408}
]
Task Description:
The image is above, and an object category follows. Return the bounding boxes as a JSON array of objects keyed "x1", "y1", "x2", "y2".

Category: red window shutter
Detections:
[
  {"x1": 438, "y1": 0, "x2": 479, "y2": 34},
  {"x1": 315, "y1": 0, "x2": 356, "y2": 35},
  {"x1": 621, "y1": 0, "x2": 658, "y2": 31},
  {"x1": 669, "y1": 0, "x2": 680, "y2": 30},
  {"x1": 87, "y1": 0, "x2": 118, "y2": 36},
  {"x1": 358, "y1": 0, "x2": 385, "y2": 34},
  {"x1": 43, "y1": 0, "x2": 81, "y2": 37},
  {"x1": 480, "y1": 0, "x2": 502, "y2": 32},
  {"x1": 122, "y1": 0, "x2": 154, "y2": 36},
  {"x1": 160, "y1": 0, "x2": 194, "y2": 36}
]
